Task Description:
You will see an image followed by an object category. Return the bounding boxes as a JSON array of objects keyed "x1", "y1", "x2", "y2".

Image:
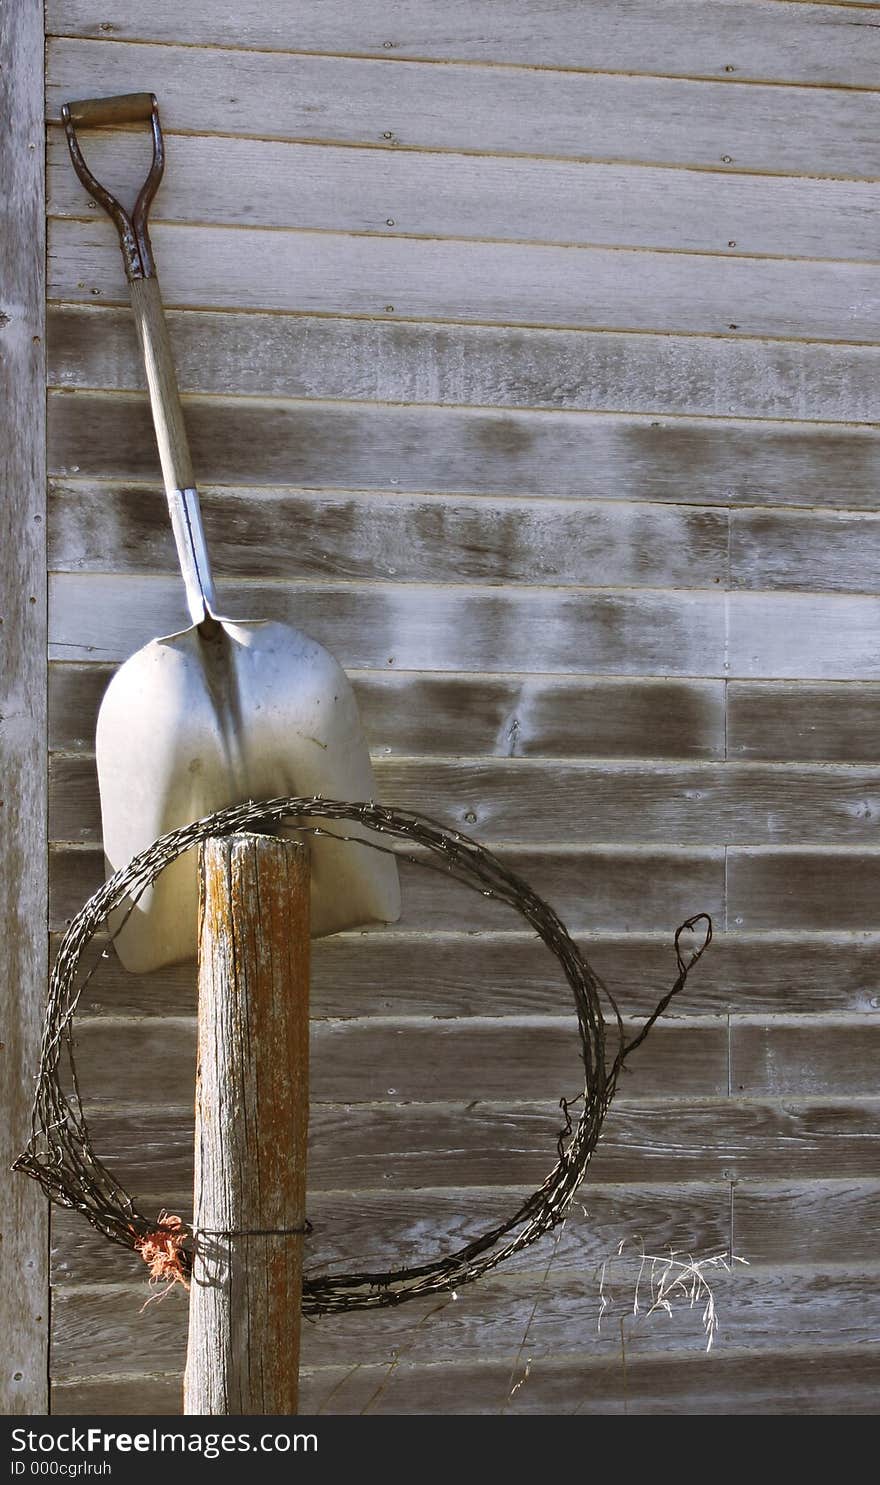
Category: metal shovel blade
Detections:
[{"x1": 97, "y1": 616, "x2": 401, "y2": 973}]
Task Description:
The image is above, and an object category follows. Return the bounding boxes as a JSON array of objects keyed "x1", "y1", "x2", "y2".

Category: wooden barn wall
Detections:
[{"x1": 44, "y1": 2, "x2": 880, "y2": 1414}]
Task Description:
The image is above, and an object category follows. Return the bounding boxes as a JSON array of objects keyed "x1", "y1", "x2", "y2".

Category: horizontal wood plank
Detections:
[
  {"x1": 728, "y1": 848, "x2": 880, "y2": 929},
  {"x1": 49, "y1": 1263, "x2": 880, "y2": 1377},
  {"x1": 53, "y1": 930, "x2": 880, "y2": 1020},
  {"x1": 49, "y1": 219, "x2": 880, "y2": 342},
  {"x1": 48, "y1": 307, "x2": 880, "y2": 428},
  {"x1": 81, "y1": 1099, "x2": 880, "y2": 1192},
  {"x1": 49, "y1": 665, "x2": 726, "y2": 760},
  {"x1": 731, "y1": 1019, "x2": 880, "y2": 1097},
  {"x1": 48, "y1": 574, "x2": 728, "y2": 674},
  {"x1": 67, "y1": 1016, "x2": 727, "y2": 1109},
  {"x1": 728, "y1": 593, "x2": 880, "y2": 679},
  {"x1": 728, "y1": 681, "x2": 880, "y2": 761},
  {"x1": 48, "y1": 481, "x2": 730, "y2": 589},
  {"x1": 51, "y1": 1182, "x2": 731, "y2": 1286},
  {"x1": 47, "y1": 754, "x2": 880, "y2": 848},
  {"x1": 731, "y1": 508, "x2": 880, "y2": 594},
  {"x1": 46, "y1": 2, "x2": 880, "y2": 88},
  {"x1": 48, "y1": 843, "x2": 724, "y2": 934},
  {"x1": 46, "y1": 131, "x2": 880, "y2": 264},
  {"x1": 733, "y1": 1179, "x2": 880, "y2": 1263},
  {"x1": 51, "y1": 1345, "x2": 880, "y2": 1416}
]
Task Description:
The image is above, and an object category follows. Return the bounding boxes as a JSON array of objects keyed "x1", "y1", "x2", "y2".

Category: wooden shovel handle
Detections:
[{"x1": 129, "y1": 277, "x2": 195, "y2": 493}]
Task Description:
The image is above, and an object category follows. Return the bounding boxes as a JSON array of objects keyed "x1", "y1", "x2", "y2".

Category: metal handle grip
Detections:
[{"x1": 61, "y1": 92, "x2": 164, "y2": 280}]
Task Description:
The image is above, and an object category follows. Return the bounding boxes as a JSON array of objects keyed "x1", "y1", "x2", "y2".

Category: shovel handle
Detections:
[
  {"x1": 61, "y1": 94, "x2": 217, "y2": 625},
  {"x1": 62, "y1": 93, "x2": 164, "y2": 281}
]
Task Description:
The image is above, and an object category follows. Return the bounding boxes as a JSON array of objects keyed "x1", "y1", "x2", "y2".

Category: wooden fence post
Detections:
[{"x1": 183, "y1": 832, "x2": 310, "y2": 1415}]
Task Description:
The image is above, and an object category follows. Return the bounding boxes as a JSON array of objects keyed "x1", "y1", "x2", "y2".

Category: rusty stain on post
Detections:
[{"x1": 183, "y1": 832, "x2": 310, "y2": 1415}]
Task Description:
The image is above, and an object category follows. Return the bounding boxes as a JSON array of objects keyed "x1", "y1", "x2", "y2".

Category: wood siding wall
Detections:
[{"x1": 45, "y1": 2, "x2": 880, "y2": 1414}]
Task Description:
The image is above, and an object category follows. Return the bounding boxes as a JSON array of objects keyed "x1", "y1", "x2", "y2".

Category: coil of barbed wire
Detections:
[{"x1": 15, "y1": 797, "x2": 711, "y2": 1314}]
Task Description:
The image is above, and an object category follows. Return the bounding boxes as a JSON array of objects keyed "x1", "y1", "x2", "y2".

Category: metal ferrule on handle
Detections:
[{"x1": 61, "y1": 93, "x2": 217, "y2": 626}]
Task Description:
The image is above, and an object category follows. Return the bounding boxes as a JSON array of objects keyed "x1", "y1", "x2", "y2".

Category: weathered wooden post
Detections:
[{"x1": 183, "y1": 833, "x2": 310, "y2": 1415}]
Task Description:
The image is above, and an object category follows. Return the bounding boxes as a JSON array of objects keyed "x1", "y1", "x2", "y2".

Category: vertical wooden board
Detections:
[
  {"x1": 728, "y1": 682, "x2": 880, "y2": 763},
  {"x1": 0, "y1": 0, "x2": 48, "y2": 1415}
]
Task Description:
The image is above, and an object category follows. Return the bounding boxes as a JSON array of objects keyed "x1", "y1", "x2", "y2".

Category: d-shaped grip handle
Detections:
[
  {"x1": 63, "y1": 92, "x2": 157, "y2": 127},
  {"x1": 61, "y1": 92, "x2": 164, "y2": 280}
]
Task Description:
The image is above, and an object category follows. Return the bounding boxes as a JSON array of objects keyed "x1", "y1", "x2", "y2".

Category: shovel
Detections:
[{"x1": 62, "y1": 93, "x2": 400, "y2": 973}]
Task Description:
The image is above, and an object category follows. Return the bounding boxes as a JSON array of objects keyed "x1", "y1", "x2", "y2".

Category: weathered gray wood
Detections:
[
  {"x1": 49, "y1": 928, "x2": 880, "y2": 1019},
  {"x1": 47, "y1": 753, "x2": 880, "y2": 849},
  {"x1": 66, "y1": 1012, "x2": 877, "y2": 1111},
  {"x1": 48, "y1": 394, "x2": 880, "y2": 521},
  {"x1": 82, "y1": 1097, "x2": 880, "y2": 1194},
  {"x1": 728, "y1": 849, "x2": 880, "y2": 930},
  {"x1": 53, "y1": 1374, "x2": 185, "y2": 1415},
  {"x1": 68, "y1": 1016, "x2": 728, "y2": 1109},
  {"x1": 52, "y1": 1182, "x2": 731, "y2": 1286},
  {"x1": 734, "y1": 1179, "x2": 880, "y2": 1263},
  {"x1": 729, "y1": 681, "x2": 880, "y2": 762},
  {"x1": 184, "y1": 835, "x2": 309, "y2": 1415},
  {"x1": 41, "y1": 750, "x2": 880, "y2": 852},
  {"x1": 49, "y1": 219, "x2": 880, "y2": 342},
  {"x1": 51, "y1": 1346, "x2": 880, "y2": 1417},
  {"x1": 0, "y1": 0, "x2": 48, "y2": 1415},
  {"x1": 47, "y1": 1, "x2": 880, "y2": 85},
  {"x1": 48, "y1": 1262, "x2": 880, "y2": 1377},
  {"x1": 48, "y1": 306, "x2": 880, "y2": 427},
  {"x1": 728, "y1": 593, "x2": 880, "y2": 679},
  {"x1": 49, "y1": 664, "x2": 726, "y2": 760},
  {"x1": 37, "y1": 0, "x2": 880, "y2": 1426},
  {"x1": 731, "y1": 508, "x2": 880, "y2": 594},
  {"x1": 46, "y1": 130, "x2": 880, "y2": 263},
  {"x1": 731, "y1": 1018, "x2": 880, "y2": 1097},
  {"x1": 48, "y1": 480, "x2": 729, "y2": 589},
  {"x1": 49, "y1": 842, "x2": 725, "y2": 934},
  {"x1": 48, "y1": 573, "x2": 728, "y2": 675}
]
